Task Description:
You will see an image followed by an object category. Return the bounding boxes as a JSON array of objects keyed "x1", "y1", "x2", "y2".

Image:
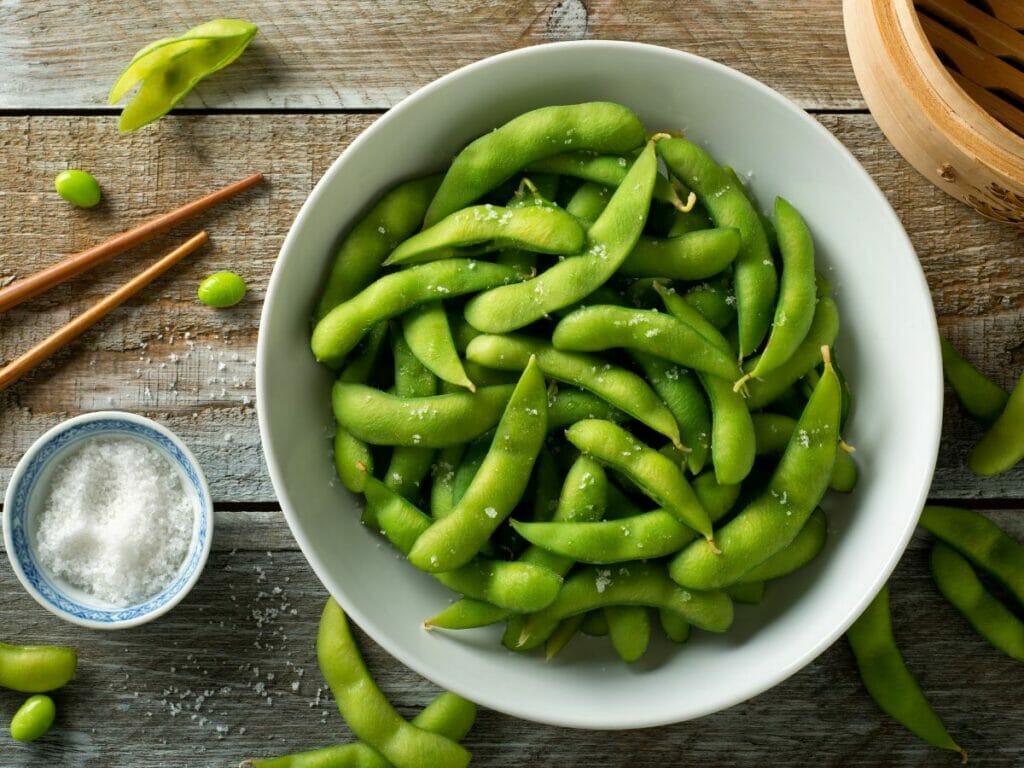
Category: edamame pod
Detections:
[
  {"x1": 514, "y1": 563, "x2": 734, "y2": 650},
  {"x1": 545, "y1": 614, "x2": 586, "y2": 660},
  {"x1": 429, "y1": 445, "x2": 464, "y2": 519},
  {"x1": 634, "y1": 354, "x2": 711, "y2": 475},
  {"x1": 331, "y1": 383, "x2": 514, "y2": 448},
  {"x1": 605, "y1": 606, "x2": 651, "y2": 663},
  {"x1": 465, "y1": 333, "x2": 682, "y2": 446},
  {"x1": 752, "y1": 412, "x2": 858, "y2": 492},
  {"x1": 738, "y1": 508, "x2": 828, "y2": 583},
  {"x1": 846, "y1": 586, "x2": 965, "y2": 760},
  {"x1": 659, "y1": 608, "x2": 691, "y2": 643},
  {"x1": 618, "y1": 228, "x2": 741, "y2": 281},
  {"x1": 402, "y1": 303, "x2": 475, "y2": 391},
  {"x1": 551, "y1": 305, "x2": 742, "y2": 381},
  {"x1": 940, "y1": 336, "x2": 1009, "y2": 425},
  {"x1": 565, "y1": 419, "x2": 714, "y2": 541},
  {"x1": 930, "y1": 541, "x2": 1024, "y2": 661},
  {"x1": 463, "y1": 140, "x2": 657, "y2": 332},
  {"x1": 683, "y1": 279, "x2": 736, "y2": 330},
  {"x1": 699, "y1": 372, "x2": 756, "y2": 486},
  {"x1": 526, "y1": 152, "x2": 685, "y2": 208},
  {"x1": 316, "y1": 175, "x2": 441, "y2": 319},
  {"x1": 312, "y1": 259, "x2": 520, "y2": 368},
  {"x1": 0, "y1": 642, "x2": 77, "y2": 693},
  {"x1": 968, "y1": 369, "x2": 1024, "y2": 476},
  {"x1": 725, "y1": 581, "x2": 765, "y2": 604},
  {"x1": 546, "y1": 387, "x2": 627, "y2": 431},
  {"x1": 317, "y1": 599, "x2": 471, "y2": 768},
  {"x1": 425, "y1": 102, "x2": 646, "y2": 226},
  {"x1": 385, "y1": 329, "x2": 439, "y2": 500},
  {"x1": 385, "y1": 204, "x2": 586, "y2": 266},
  {"x1": 408, "y1": 358, "x2": 548, "y2": 572},
  {"x1": 565, "y1": 181, "x2": 611, "y2": 221},
  {"x1": 654, "y1": 282, "x2": 733, "y2": 356},
  {"x1": 332, "y1": 324, "x2": 389, "y2": 493},
  {"x1": 670, "y1": 348, "x2": 840, "y2": 590},
  {"x1": 658, "y1": 137, "x2": 777, "y2": 359}
]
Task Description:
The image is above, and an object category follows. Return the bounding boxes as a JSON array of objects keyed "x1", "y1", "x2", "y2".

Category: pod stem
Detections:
[{"x1": 733, "y1": 372, "x2": 753, "y2": 395}]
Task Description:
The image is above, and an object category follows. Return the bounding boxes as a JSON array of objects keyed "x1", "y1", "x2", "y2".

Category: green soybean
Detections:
[
  {"x1": 930, "y1": 541, "x2": 1024, "y2": 662},
  {"x1": 683, "y1": 280, "x2": 736, "y2": 330},
  {"x1": 618, "y1": 228, "x2": 741, "y2": 280},
  {"x1": 658, "y1": 137, "x2": 777, "y2": 359},
  {"x1": 0, "y1": 642, "x2": 77, "y2": 693},
  {"x1": 939, "y1": 336, "x2": 1009, "y2": 425},
  {"x1": 606, "y1": 606, "x2": 651, "y2": 663},
  {"x1": 752, "y1": 412, "x2": 857, "y2": 492},
  {"x1": 699, "y1": 372, "x2": 756, "y2": 486},
  {"x1": 565, "y1": 181, "x2": 612, "y2": 221},
  {"x1": 462, "y1": 140, "x2": 657, "y2": 332},
  {"x1": 739, "y1": 508, "x2": 828, "y2": 583},
  {"x1": 968, "y1": 369, "x2": 1024, "y2": 476},
  {"x1": 197, "y1": 271, "x2": 246, "y2": 308},
  {"x1": 316, "y1": 175, "x2": 441, "y2": 318},
  {"x1": 546, "y1": 387, "x2": 627, "y2": 431},
  {"x1": 9, "y1": 695, "x2": 56, "y2": 743},
  {"x1": 526, "y1": 151, "x2": 686, "y2": 209},
  {"x1": 429, "y1": 445, "x2": 464, "y2": 519},
  {"x1": 658, "y1": 608, "x2": 692, "y2": 643},
  {"x1": 633, "y1": 354, "x2": 711, "y2": 475},
  {"x1": 402, "y1": 303, "x2": 475, "y2": 391},
  {"x1": 317, "y1": 599, "x2": 471, "y2": 768},
  {"x1": 670, "y1": 348, "x2": 840, "y2": 590},
  {"x1": 425, "y1": 102, "x2": 646, "y2": 226},
  {"x1": 846, "y1": 585, "x2": 965, "y2": 760},
  {"x1": 54, "y1": 169, "x2": 101, "y2": 208},
  {"x1": 408, "y1": 358, "x2": 548, "y2": 572},
  {"x1": 385, "y1": 330, "x2": 438, "y2": 500},
  {"x1": 312, "y1": 259, "x2": 520, "y2": 368}
]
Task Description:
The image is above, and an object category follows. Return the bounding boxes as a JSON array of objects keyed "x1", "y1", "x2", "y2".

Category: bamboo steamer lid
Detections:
[{"x1": 843, "y1": 0, "x2": 1024, "y2": 227}]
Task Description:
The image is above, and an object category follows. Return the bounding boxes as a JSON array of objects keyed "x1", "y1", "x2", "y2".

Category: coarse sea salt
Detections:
[{"x1": 35, "y1": 437, "x2": 195, "y2": 606}]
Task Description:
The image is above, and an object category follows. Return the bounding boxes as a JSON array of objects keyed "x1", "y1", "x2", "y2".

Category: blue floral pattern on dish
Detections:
[{"x1": 7, "y1": 417, "x2": 210, "y2": 624}]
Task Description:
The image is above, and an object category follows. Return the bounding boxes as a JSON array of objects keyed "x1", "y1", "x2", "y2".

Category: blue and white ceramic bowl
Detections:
[{"x1": 2, "y1": 411, "x2": 213, "y2": 629}]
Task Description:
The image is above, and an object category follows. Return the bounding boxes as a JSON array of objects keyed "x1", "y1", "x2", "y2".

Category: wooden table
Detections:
[{"x1": 1, "y1": 3, "x2": 1022, "y2": 766}]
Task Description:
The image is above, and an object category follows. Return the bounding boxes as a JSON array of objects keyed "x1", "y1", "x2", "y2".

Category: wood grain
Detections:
[
  {"x1": 2, "y1": 509, "x2": 1022, "y2": 767},
  {"x1": 0, "y1": 0, "x2": 862, "y2": 112},
  {"x1": 1, "y1": 113, "x2": 1021, "y2": 501}
]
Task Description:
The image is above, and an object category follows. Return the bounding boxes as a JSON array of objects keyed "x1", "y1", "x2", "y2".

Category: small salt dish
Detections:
[{"x1": 2, "y1": 411, "x2": 213, "y2": 629}]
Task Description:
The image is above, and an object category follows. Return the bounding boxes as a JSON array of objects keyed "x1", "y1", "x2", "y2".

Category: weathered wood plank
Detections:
[
  {"x1": 1, "y1": 114, "x2": 1022, "y2": 503},
  {"x1": 3, "y1": 510, "x2": 1022, "y2": 767},
  {"x1": 0, "y1": 1, "x2": 861, "y2": 112}
]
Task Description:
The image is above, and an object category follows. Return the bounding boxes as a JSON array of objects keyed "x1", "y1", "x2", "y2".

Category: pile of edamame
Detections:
[
  {"x1": 309, "y1": 102, "x2": 855, "y2": 665},
  {"x1": 0, "y1": 640, "x2": 77, "y2": 743}
]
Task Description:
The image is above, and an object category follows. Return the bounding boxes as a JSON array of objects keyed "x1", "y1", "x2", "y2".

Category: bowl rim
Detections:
[
  {"x1": 2, "y1": 410, "x2": 214, "y2": 630},
  {"x1": 257, "y1": 39, "x2": 941, "y2": 728}
]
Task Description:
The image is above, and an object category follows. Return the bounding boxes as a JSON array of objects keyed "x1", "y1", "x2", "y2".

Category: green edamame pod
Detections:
[
  {"x1": 743, "y1": 296, "x2": 840, "y2": 410},
  {"x1": 362, "y1": 478, "x2": 561, "y2": 612},
  {"x1": 312, "y1": 259, "x2": 520, "y2": 368},
  {"x1": 546, "y1": 387, "x2": 627, "y2": 431},
  {"x1": 565, "y1": 181, "x2": 612, "y2": 221},
  {"x1": 634, "y1": 354, "x2": 711, "y2": 475},
  {"x1": 317, "y1": 599, "x2": 471, "y2": 768},
  {"x1": 752, "y1": 412, "x2": 857, "y2": 493},
  {"x1": 670, "y1": 348, "x2": 840, "y2": 590},
  {"x1": 425, "y1": 102, "x2": 646, "y2": 226},
  {"x1": 465, "y1": 333, "x2": 682, "y2": 447},
  {"x1": 683, "y1": 280, "x2": 736, "y2": 330},
  {"x1": 846, "y1": 586, "x2": 965, "y2": 760},
  {"x1": 919, "y1": 506, "x2": 1024, "y2": 606},
  {"x1": 402, "y1": 303, "x2": 475, "y2": 391},
  {"x1": 514, "y1": 563, "x2": 734, "y2": 650},
  {"x1": 658, "y1": 138, "x2": 777, "y2": 359},
  {"x1": 968, "y1": 369, "x2": 1024, "y2": 476},
  {"x1": 930, "y1": 541, "x2": 1024, "y2": 662},
  {"x1": 738, "y1": 508, "x2": 828, "y2": 583},
  {"x1": 451, "y1": 433, "x2": 491, "y2": 506},
  {"x1": 618, "y1": 228, "x2": 741, "y2": 281},
  {"x1": 385, "y1": 330, "x2": 438, "y2": 500},
  {"x1": 940, "y1": 336, "x2": 1009, "y2": 425},
  {"x1": 581, "y1": 610, "x2": 610, "y2": 637},
  {"x1": 332, "y1": 383, "x2": 514, "y2": 448},
  {"x1": 736, "y1": 197, "x2": 817, "y2": 389},
  {"x1": 430, "y1": 445, "x2": 464, "y2": 518},
  {"x1": 724, "y1": 581, "x2": 765, "y2": 604},
  {"x1": 424, "y1": 599, "x2": 511, "y2": 631},
  {"x1": 526, "y1": 152, "x2": 685, "y2": 209},
  {"x1": 605, "y1": 606, "x2": 651, "y2": 663},
  {"x1": 545, "y1": 614, "x2": 586, "y2": 660},
  {"x1": 565, "y1": 419, "x2": 714, "y2": 542},
  {"x1": 385, "y1": 204, "x2": 585, "y2": 266},
  {"x1": 0, "y1": 642, "x2": 77, "y2": 693},
  {"x1": 698, "y1": 372, "x2": 756, "y2": 486},
  {"x1": 659, "y1": 608, "x2": 691, "y2": 643},
  {"x1": 408, "y1": 358, "x2": 548, "y2": 572},
  {"x1": 667, "y1": 200, "x2": 714, "y2": 236},
  {"x1": 463, "y1": 140, "x2": 657, "y2": 332},
  {"x1": 332, "y1": 325, "x2": 389, "y2": 493},
  {"x1": 316, "y1": 175, "x2": 441, "y2": 319},
  {"x1": 654, "y1": 282, "x2": 733, "y2": 356},
  {"x1": 552, "y1": 305, "x2": 742, "y2": 382}
]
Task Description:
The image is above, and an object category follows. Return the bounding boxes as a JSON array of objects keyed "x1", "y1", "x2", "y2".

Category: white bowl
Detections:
[
  {"x1": 257, "y1": 41, "x2": 941, "y2": 728},
  {"x1": 3, "y1": 411, "x2": 213, "y2": 629}
]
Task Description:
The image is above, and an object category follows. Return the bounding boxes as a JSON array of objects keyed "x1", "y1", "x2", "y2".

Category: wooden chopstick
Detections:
[
  {"x1": 0, "y1": 172, "x2": 262, "y2": 313},
  {"x1": 0, "y1": 231, "x2": 208, "y2": 392}
]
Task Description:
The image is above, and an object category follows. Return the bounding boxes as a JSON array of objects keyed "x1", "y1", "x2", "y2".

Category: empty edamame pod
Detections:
[
  {"x1": 919, "y1": 506, "x2": 1024, "y2": 606},
  {"x1": 565, "y1": 419, "x2": 714, "y2": 543},
  {"x1": 317, "y1": 599, "x2": 471, "y2": 768},
  {"x1": 752, "y1": 412, "x2": 858, "y2": 492},
  {"x1": 940, "y1": 336, "x2": 1009, "y2": 425},
  {"x1": 551, "y1": 305, "x2": 742, "y2": 381},
  {"x1": 9, "y1": 695, "x2": 56, "y2": 743},
  {"x1": 408, "y1": 358, "x2": 547, "y2": 572},
  {"x1": 658, "y1": 137, "x2": 777, "y2": 359},
  {"x1": 243, "y1": 690, "x2": 476, "y2": 768},
  {"x1": 0, "y1": 642, "x2": 77, "y2": 693},
  {"x1": 514, "y1": 563, "x2": 734, "y2": 650},
  {"x1": 463, "y1": 140, "x2": 657, "y2": 332},
  {"x1": 316, "y1": 175, "x2": 441, "y2": 319},
  {"x1": 846, "y1": 586, "x2": 966, "y2": 761},
  {"x1": 605, "y1": 606, "x2": 651, "y2": 663},
  {"x1": 402, "y1": 303, "x2": 475, "y2": 391},
  {"x1": 735, "y1": 197, "x2": 817, "y2": 391},
  {"x1": 526, "y1": 151, "x2": 688, "y2": 209},
  {"x1": 312, "y1": 259, "x2": 520, "y2": 368},
  {"x1": 930, "y1": 541, "x2": 1024, "y2": 662},
  {"x1": 738, "y1": 508, "x2": 828, "y2": 583},
  {"x1": 465, "y1": 333, "x2": 682, "y2": 446},
  {"x1": 670, "y1": 347, "x2": 840, "y2": 590},
  {"x1": 331, "y1": 382, "x2": 514, "y2": 448},
  {"x1": 634, "y1": 354, "x2": 711, "y2": 475},
  {"x1": 384, "y1": 204, "x2": 586, "y2": 266},
  {"x1": 425, "y1": 102, "x2": 646, "y2": 226},
  {"x1": 968, "y1": 369, "x2": 1024, "y2": 476}
]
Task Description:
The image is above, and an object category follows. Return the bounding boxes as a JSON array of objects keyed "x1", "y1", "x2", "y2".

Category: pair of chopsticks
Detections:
[{"x1": 0, "y1": 172, "x2": 264, "y2": 392}]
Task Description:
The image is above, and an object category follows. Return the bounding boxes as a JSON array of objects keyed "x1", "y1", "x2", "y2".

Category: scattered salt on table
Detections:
[{"x1": 35, "y1": 436, "x2": 195, "y2": 606}]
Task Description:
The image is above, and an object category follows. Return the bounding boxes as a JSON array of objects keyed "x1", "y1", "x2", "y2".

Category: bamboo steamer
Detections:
[{"x1": 843, "y1": 0, "x2": 1024, "y2": 227}]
